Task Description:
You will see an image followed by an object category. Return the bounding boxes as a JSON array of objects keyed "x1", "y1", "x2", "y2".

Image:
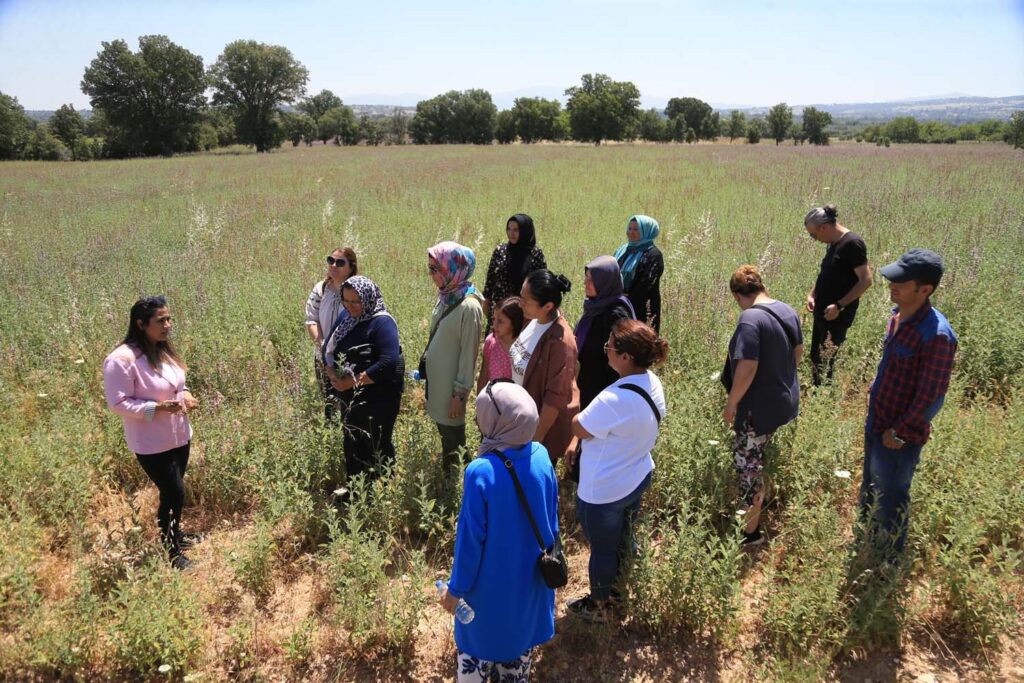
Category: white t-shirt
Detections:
[
  {"x1": 576, "y1": 371, "x2": 667, "y2": 504},
  {"x1": 510, "y1": 318, "x2": 555, "y2": 386}
]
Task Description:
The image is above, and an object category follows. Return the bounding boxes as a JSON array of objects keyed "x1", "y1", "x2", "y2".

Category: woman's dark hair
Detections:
[
  {"x1": 609, "y1": 319, "x2": 669, "y2": 368},
  {"x1": 495, "y1": 296, "x2": 526, "y2": 337},
  {"x1": 524, "y1": 270, "x2": 572, "y2": 309},
  {"x1": 729, "y1": 264, "x2": 767, "y2": 297},
  {"x1": 123, "y1": 295, "x2": 186, "y2": 369}
]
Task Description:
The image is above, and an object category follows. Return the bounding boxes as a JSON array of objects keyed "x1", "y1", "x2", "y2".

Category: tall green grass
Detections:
[{"x1": 1, "y1": 142, "x2": 1022, "y2": 678}]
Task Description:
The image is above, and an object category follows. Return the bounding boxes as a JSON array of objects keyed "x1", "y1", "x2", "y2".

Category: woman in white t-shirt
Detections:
[{"x1": 567, "y1": 319, "x2": 668, "y2": 623}]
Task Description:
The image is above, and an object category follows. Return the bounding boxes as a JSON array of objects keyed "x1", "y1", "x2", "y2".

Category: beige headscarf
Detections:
[{"x1": 476, "y1": 380, "x2": 539, "y2": 456}]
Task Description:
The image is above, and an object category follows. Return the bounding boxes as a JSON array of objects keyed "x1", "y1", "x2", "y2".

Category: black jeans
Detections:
[
  {"x1": 136, "y1": 442, "x2": 190, "y2": 557},
  {"x1": 343, "y1": 395, "x2": 401, "y2": 483},
  {"x1": 810, "y1": 315, "x2": 853, "y2": 386}
]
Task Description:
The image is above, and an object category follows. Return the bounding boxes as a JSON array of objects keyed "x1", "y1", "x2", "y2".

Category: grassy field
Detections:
[{"x1": 1, "y1": 142, "x2": 1023, "y2": 681}]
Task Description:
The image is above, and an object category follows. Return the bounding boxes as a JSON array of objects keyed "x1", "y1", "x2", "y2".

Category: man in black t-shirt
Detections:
[{"x1": 804, "y1": 205, "x2": 873, "y2": 385}]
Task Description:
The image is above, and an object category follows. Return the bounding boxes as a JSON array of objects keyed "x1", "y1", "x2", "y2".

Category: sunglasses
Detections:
[
  {"x1": 485, "y1": 378, "x2": 515, "y2": 415},
  {"x1": 327, "y1": 256, "x2": 348, "y2": 267}
]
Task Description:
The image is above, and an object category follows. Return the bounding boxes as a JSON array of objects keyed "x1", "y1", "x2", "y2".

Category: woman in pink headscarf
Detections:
[{"x1": 421, "y1": 241, "x2": 484, "y2": 472}]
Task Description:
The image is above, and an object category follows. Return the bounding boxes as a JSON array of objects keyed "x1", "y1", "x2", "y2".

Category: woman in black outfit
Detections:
[
  {"x1": 324, "y1": 276, "x2": 404, "y2": 483},
  {"x1": 567, "y1": 256, "x2": 636, "y2": 480},
  {"x1": 614, "y1": 214, "x2": 664, "y2": 333},
  {"x1": 482, "y1": 213, "x2": 547, "y2": 330}
]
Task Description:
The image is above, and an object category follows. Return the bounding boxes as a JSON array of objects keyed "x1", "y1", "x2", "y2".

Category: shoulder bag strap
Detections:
[
  {"x1": 619, "y1": 383, "x2": 662, "y2": 423},
  {"x1": 751, "y1": 304, "x2": 799, "y2": 350},
  {"x1": 424, "y1": 297, "x2": 465, "y2": 352},
  {"x1": 491, "y1": 450, "x2": 547, "y2": 552}
]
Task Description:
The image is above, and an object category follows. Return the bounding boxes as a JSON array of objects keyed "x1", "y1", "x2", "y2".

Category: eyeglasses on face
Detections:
[
  {"x1": 486, "y1": 378, "x2": 514, "y2": 415},
  {"x1": 327, "y1": 256, "x2": 348, "y2": 267},
  {"x1": 603, "y1": 342, "x2": 617, "y2": 353},
  {"x1": 428, "y1": 264, "x2": 442, "y2": 274}
]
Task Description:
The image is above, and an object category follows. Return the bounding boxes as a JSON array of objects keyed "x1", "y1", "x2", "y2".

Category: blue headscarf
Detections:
[{"x1": 613, "y1": 215, "x2": 660, "y2": 291}]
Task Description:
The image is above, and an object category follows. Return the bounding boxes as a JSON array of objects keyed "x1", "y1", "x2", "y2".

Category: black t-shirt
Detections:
[{"x1": 813, "y1": 231, "x2": 867, "y2": 319}]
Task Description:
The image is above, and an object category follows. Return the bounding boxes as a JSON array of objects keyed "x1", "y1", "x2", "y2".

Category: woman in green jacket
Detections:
[{"x1": 423, "y1": 241, "x2": 484, "y2": 472}]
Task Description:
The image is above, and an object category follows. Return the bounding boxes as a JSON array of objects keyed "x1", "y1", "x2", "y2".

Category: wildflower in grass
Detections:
[
  {"x1": 707, "y1": 439, "x2": 720, "y2": 446},
  {"x1": 75, "y1": 358, "x2": 85, "y2": 364},
  {"x1": 834, "y1": 469, "x2": 852, "y2": 479},
  {"x1": 37, "y1": 392, "x2": 48, "y2": 397}
]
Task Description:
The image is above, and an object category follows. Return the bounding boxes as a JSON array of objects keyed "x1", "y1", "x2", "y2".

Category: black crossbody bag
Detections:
[
  {"x1": 721, "y1": 304, "x2": 799, "y2": 392},
  {"x1": 619, "y1": 383, "x2": 662, "y2": 423},
  {"x1": 491, "y1": 450, "x2": 568, "y2": 589}
]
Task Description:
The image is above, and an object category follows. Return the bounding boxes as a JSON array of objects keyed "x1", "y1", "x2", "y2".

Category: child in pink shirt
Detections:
[{"x1": 477, "y1": 297, "x2": 525, "y2": 391}]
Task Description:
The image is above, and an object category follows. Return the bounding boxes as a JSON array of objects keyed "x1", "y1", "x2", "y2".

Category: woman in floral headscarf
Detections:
[
  {"x1": 422, "y1": 241, "x2": 484, "y2": 470},
  {"x1": 324, "y1": 276, "x2": 404, "y2": 485},
  {"x1": 614, "y1": 215, "x2": 664, "y2": 332}
]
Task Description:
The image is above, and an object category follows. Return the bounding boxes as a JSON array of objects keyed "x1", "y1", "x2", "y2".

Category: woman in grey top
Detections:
[
  {"x1": 721, "y1": 265, "x2": 803, "y2": 546},
  {"x1": 305, "y1": 247, "x2": 357, "y2": 419}
]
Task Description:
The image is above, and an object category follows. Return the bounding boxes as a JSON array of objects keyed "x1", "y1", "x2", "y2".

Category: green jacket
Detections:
[{"x1": 424, "y1": 293, "x2": 483, "y2": 426}]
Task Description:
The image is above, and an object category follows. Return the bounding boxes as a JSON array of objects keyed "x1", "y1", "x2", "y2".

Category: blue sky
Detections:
[{"x1": 1, "y1": 0, "x2": 1022, "y2": 110}]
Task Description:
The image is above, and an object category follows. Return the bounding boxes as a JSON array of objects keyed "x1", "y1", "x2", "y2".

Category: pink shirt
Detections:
[
  {"x1": 482, "y1": 333, "x2": 513, "y2": 383},
  {"x1": 103, "y1": 344, "x2": 192, "y2": 455}
]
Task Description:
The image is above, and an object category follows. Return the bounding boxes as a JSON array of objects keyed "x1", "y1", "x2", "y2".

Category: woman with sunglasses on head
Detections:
[
  {"x1": 568, "y1": 319, "x2": 668, "y2": 623},
  {"x1": 305, "y1": 247, "x2": 357, "y2": 419},
  {"x1": 323, "y1": 276, "x2": 404, "y2": 485},
  {"x1": 441, "y1": 380, "x2": 557, "y2": 682},
  {"x1": 567, "y1": 256, "x2": 636, "y2": 481},
  {"x1": 103, "y1": 296, "x2": 199, "y2": 571},
  {"x1": 423, "y1": 242, "x2": 484, "y2": 471},
  {"x1": 615, "y1": 215, "x2": 664, "y2": 332},
  {"x1": 511, "y1": 269, "x2": 580, "y2": 466},
  {"x1": 482, "y1": 213, "x2": 547, "y2": 332}
]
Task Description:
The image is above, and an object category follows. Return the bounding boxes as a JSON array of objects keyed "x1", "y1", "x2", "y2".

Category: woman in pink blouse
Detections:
[{"x1": 103, "y1": 296, "x2": 199, "y2": 570}]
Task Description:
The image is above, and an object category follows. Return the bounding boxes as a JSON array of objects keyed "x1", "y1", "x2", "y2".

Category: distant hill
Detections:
[{"x1": 730, "y1": 95, "x2": 1024, "y2": 123}]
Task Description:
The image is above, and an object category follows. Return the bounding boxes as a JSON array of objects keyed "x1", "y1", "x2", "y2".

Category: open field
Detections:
[{"x1": 1, "y1": 142, "x2": 1023, "y2": 681}]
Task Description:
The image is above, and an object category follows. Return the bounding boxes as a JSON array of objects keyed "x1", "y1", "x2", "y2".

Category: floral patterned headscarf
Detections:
[
  {"x1": 323, "y1": 276, "x2": 387, "y2": 367},
  {"x1": 428, "y1": 241, "x2": 479, "y2": 306}
]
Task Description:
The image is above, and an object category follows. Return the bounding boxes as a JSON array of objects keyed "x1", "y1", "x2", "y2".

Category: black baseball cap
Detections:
[{"x1": 879, "y1": 248, "x2": 944, "y2": 286}]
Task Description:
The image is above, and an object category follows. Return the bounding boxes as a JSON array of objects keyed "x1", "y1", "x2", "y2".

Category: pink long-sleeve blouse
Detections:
[{"x1": 103, "y1": 343, "x2": 192, "y2": 455}]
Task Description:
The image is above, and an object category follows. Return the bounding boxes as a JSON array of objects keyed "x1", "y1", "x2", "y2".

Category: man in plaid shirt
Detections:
[{"x1": 862, "y1": 249, "x2": 957, "y2": 557}]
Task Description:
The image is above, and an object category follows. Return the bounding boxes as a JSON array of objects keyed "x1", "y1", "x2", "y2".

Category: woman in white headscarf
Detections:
[{"x1": 440, "y1": 380, "x2": 558, "y2": 682}]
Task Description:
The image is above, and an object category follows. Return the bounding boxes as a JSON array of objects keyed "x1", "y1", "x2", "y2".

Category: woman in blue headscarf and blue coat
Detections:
[{"x1": 615, "y1": 215, "x2": 664, "y2": 332}]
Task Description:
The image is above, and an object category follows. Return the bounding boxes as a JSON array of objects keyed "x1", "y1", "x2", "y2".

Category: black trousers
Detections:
[
  {"x1": 136, "y1": 442, "x2": 190, "y2": 557},
  {"x1": 810, "y1": 315, "x2": 853, "y2": 386},
  {"x1": 342, "y1": 394, "x2": 401, "y2": 483}
]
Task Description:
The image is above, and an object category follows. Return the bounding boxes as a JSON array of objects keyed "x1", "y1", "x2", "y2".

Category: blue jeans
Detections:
[
  {"x1": 859, "y1": 430, "x2": 923, "y2": 556},
  {"x1": 577, "y1": 471, "x2": 652, "y2": 601}
]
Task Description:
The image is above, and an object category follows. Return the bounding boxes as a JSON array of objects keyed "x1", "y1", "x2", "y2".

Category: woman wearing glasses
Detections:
[
  {"x1": 567, "y1": 319, "x2": 668, "y2": 623},
  {"x1": 423, "y1": 242, "x2": 483, "y2": 470},
  {"x1": 441, "y1": 380, "x2": 557, "y2": 682},
  {"x1": 103, "y1": 296, "x2": 199, "y2": 571},
  {"x1": 305, "y1": 247, "x2": 358, "y2": 418},
  {"x1": 323, "y1": 276, "x2": 404, "y2": 485}
]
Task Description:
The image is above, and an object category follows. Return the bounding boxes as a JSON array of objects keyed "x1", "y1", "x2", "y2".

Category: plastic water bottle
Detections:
[
  {"x1": 435, "y1": 580, "x2": 475, "y2": 624},
  {"x1": 409, "y1": 369, "x2": 423, "y2": 381}
]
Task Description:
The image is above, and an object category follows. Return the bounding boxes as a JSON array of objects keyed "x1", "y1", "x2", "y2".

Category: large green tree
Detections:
[
  {"x1": 637, "y1": 108, "x2": 668, "y2": 142},
  {"x1": 512, "y1": 97, "x2": 564, "y2": 143},
  {"x1": 665, "y1": 96, "x2": 712, "y2": 140},
  {"x1": 408, "y1": 90, "x2": 496, "y2": 144},
  {"x1": 564, "y1": 73, "x2": 641, "y2": 145},
  {"x1": 1007, "y1": 111, "x2": 1024, "y2": 149},
  {"x1": 726, "y1": 110, "x2": 746, "y2": 142},
  {"x1": 208, "y1": 40, "x2": 308, "y2": 152},
  {"x1": 49, "y1": 104, "x2": 86, "y2": 158},
  {"x1": 81, "y1": 35, "x2": 206, "y2": 156},
  {"x1": 320, "y1": 105, "x2": 359, "y2": 145},
  {"x1": 298, "y1": 89, "x2": 343, "y2": 125},
  {"x1": 801, "y1": 106, "x2": 833, "y2": 145},
  {"x1": 766, "y1": 103, "x2": 793, "y2": 145},
  {"x1": 0, "y1": 91, "x2": 32, "y2": 160}
]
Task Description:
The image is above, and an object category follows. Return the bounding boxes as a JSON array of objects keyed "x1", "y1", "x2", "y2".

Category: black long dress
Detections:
[{"x1": 621, "y1": 246, "x2": 664, "y2": 333}]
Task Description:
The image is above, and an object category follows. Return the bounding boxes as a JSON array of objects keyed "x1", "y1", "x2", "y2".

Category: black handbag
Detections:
[{"x1": 492, "y1": 450, "x2": 568, "y2": 589}]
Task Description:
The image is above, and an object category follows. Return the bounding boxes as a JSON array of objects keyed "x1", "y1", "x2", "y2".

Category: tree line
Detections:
[{"x1": 1, "y1": 34, "x2": 1022, "y2": 161}]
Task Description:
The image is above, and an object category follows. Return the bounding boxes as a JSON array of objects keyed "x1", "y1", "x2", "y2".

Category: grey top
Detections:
[{"x1": 727, "y1": 301, "x2": 802, "y2": 435}]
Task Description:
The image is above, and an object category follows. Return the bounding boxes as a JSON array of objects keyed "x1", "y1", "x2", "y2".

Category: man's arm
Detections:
[{"x1": 892, "y1": 335, "x2": 956, "y2": 443}]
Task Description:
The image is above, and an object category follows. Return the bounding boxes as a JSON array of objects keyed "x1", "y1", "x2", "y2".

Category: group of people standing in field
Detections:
[{"x1": 102, "y1": 204, "x2": 957, "y2": 681}]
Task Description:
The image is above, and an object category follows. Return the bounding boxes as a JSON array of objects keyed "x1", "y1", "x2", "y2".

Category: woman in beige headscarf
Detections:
[{"x1": 440, "y1": 381, "x2": 558, "y2": 682}]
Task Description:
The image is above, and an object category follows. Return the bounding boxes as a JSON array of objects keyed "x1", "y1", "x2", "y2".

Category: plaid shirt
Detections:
[{"x1": 867, "y1": 301, "x2": 957, "y2": 445}]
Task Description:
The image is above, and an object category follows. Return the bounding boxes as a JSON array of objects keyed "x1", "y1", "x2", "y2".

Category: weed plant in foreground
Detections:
[{"x1": 0, "y1": 142, "x2": 1022, "y2": 680}]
